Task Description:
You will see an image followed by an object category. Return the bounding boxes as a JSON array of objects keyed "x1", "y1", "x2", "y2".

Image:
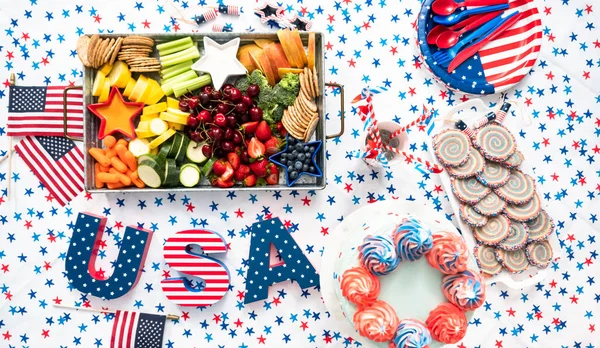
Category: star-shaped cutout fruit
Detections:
[
  {"x1": 191, "y1": 37, "x2": 247, "y2": 90},
  {"x1": 87, "y1": 87, "x2": 144, "y2": 140}
]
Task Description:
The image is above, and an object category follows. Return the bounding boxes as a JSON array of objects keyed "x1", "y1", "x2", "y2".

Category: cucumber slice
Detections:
[
  {"x1": 175, "y1": 135, "x2": 190, "y2": 163},
  {"x1": 186, "y1": 141, "x2": 208, "y2": 164},
  {"x1": 201, "y1": 157, "x2": 217, "y2": 177},
  {"x1": 163, "y1": 159, "x2": 179, "y2": 187},
  {"x1": 128, "y1": 138, "x2": 151, "y2": 157},
  {"x1": 158, "y1": 141, "x2": 172, "y2": 160},
  {"x1": 138, "y1": 157, "x2": 165, "y2": 188},
  {"x1": 179, "y1": 163, "x2": 200, "y2": 188},
  {"x1": 167, "y1": 133, "x2": 183, "y2": 158},
  {"x1": 150, "y1": 118, "x2": 168, "y2": 136},
  {"x1": 137, "y1": 153, "x2": 158, "y2": 164}
]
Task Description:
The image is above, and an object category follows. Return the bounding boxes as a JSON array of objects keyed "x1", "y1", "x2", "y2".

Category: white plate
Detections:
[
  {"x1": 428, "y1": 99, "x2": 561, "y2": 289},
  {"x1": 321, "y1": 200, "x2": 478, "y2": 348}
]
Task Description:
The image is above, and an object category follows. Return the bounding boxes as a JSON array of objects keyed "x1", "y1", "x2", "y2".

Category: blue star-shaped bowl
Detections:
[{"x1": 269, "y1": 136, "x2": 323, "y2": 187}]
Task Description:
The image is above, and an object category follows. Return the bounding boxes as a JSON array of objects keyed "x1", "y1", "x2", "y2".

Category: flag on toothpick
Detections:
[
  {"x1": 14, "y1": 136, "x2": 84, "y2": 206},
  {"x1": 7, "y1": 85, "x2": 83, "y2": 137},
  {"x1": 110, "y1": 310, "x2": 167, "y2": 348}
]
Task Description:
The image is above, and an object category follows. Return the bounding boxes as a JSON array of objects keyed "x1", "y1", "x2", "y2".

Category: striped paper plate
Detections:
[{"x1": 417, "y1": 0, "x2": 542, "y2": 95}]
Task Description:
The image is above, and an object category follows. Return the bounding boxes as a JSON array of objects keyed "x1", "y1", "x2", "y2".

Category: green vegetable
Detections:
[
  {"x1": 256, "y1": 73, "x2": 300, "y2": 124},
  {"x1": 235, "y1": 70, "x2": 271, "y2": 94},
  {"x1": 274, "y1": 73, "x2": 300, "y2": 105},
  {"x1": 261, "y1": 104, "x2": 285, "y2": 125}
]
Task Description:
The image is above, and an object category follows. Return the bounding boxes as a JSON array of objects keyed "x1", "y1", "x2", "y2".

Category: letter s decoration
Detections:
[
  {"x1": 161, "y1": 229, "x2": 231, "y2": 307},
  {"x1": 64, "y1": 213, "x2": 153, "y2": 300}
]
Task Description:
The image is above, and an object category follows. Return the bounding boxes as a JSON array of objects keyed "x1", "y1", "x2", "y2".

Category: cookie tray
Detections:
[
  {"x1": 429, "y1": 99, "x2": 561, "y2": 289},
  {"x1": 62, "y1": 32, "x2": 345, "y2": 192}
]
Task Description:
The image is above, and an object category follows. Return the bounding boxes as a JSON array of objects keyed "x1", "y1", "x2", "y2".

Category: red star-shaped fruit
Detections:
[{"x1": 87, "y1": 87, "x2": 143, "y2": 140}]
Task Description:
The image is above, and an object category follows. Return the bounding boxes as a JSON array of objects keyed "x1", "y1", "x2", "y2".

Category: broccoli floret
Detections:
[
  {"x1": 261, "y1": 104, "x2": 285, "y2": 124},
  {"x1": 272, "y1": 73, "x2": 300, "y2": 107},
  {"x1": 235, "y1": 70, "x2": 271, "y2": 94}
]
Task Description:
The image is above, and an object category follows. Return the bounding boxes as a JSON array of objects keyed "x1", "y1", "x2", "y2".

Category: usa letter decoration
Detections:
[
  {"x1": 161, "y1": 229, "x2": 231, "y2": 307},
  {"x1": 245, "y1": 217, "x2": 320, "y2": 304},
  {"x1": 64, "y1": 213, "x2": 153, "y2": 300}
]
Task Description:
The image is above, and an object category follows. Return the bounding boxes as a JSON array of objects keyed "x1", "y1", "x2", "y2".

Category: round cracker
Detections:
[
  {"x1": 298, "y1": 93, "x2": 317, "y2": 113},
  {"x1": 282, "y1": 111, "x2": 305, "y2": 139},
  {"x1": 304, "y1": 67, "x2": 315, "y2": 98},
  {"x1": 294, "y1": 99, "x2": 313, "y2": 126},
  {"x1": 87, "y1": 34, "x2": 100, "y2": 67},
  {"x1": 311, "y1": 67, "x2": 320, "y2": 97},
  {"x1": 76, "y1": 35, "x2": 91, "y2": 67},
  {"x1": 93, "y1": 38, "x2": 109, "y2": 68},
  {"x1": 101, "y1": 38, "x2": 116, "y2": 65},
  {"x1": 122, "y1": 37, "x2": 154, "y2": 46},
  {"x1": 290, "y1": 104, "x2": 310, "y2": 129},
  {"x1": 299, "y1": 72, "x2": 311, "y2": 100},
  {"x1": 304, "y1": 116, "x2": 319, "y2": 142},
  {"x1": 109, "y1": 37, "x2": 123, "y2": 65},
  {"x1": 130, "y1": 67, "x2": 161, "y2": 72}
]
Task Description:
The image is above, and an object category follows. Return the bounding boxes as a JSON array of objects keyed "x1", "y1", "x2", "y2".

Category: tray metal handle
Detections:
[
  {"x1": 63, "y1": 85, "x2": 84, "y2": 142},
  {"x1": 325, "y1": 82, "x2": 345, "y2": 139}
]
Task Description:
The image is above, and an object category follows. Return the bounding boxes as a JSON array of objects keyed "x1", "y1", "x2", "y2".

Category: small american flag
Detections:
[
  {"x1": 110, "y1": 311, "x2": 166, "y2": 348},
  {"x1": 7, "y1": 85, "x2": 84, "y2": 137},
  {"x1": 14, "y1": 136, "x2": 84, "y2": 206}
]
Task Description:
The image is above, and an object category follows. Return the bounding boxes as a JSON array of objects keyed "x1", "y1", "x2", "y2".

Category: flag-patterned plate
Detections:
[{"x1": 417, "y1": 0, "x2": 543, "y2": 95}]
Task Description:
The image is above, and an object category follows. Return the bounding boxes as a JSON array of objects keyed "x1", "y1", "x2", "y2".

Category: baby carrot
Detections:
[
  {"x1": 95, "y1": 164, "x2": 104, "y2": 189},
  {"x1": 89, "y1": 148, "x2": 110, "y2": 167},
  {"x1": 124, "y1": 151, "x2": 137, "y2": 171},
  {"x1": 109, "y1": 168, "x2": 132, "y2": 186},
  {"x1": 103, "y1": 135, "x2": 117, "y2": 149},
  {"x1": 107, "y1": 182, "x2": 125, "y2": 189},
  {"x1": 129, "y1": 171, "x2": 145, "y2": 188},
  {"x1": 110, "y1": 157, "x2": 128, "y2": 173},
  {"x1": 99, "y1": 164, "x2": 110, "y2": 172},
  {"x1": 105, "y1": 148, "x2": 118, "y2": 159},
  {"x1": 97, "y1": 172, "x2": 120, "y2": 184},
  {"x1": 116, "y1": 139, "x2": 129, "y2": 148}
]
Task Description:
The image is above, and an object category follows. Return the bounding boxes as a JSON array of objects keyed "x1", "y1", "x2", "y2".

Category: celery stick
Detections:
[
  {"x1": 160, "y1": 46, "x2": 200, "y2": 67},
  {"x1": 162, "y1": 70, "x2": 197, "y2": 87},
  {"x1": 160, "y1": 60, "x2": 193, "y2": 80},
  {"x1": 173, "y1": 75, "x2": 212, "y2": 98},
  {"x1": 158, "y1": 41, "x2": 194, "y2": 56},
  {"x1": 156, "y1": 37, "x2": 193, "y2": 53}
]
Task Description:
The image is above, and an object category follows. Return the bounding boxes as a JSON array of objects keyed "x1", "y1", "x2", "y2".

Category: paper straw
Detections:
[
  {"x1": 389, "y1": 106, "x2": 433, "y2": 139},
  {"x1": 381, "y1": 145, "x2": 443, "y2": 173}
]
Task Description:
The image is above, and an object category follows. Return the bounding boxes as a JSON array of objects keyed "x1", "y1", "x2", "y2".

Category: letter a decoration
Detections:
[
  {"x1": 244, "y1": 217, "x2": 320, "y2": 304},
  {"x1": 64, "y1": 213, "x2": 153, "y2": 300}
]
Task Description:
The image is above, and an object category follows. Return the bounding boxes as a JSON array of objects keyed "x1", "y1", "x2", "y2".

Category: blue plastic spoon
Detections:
[{"x1": 433, "y1": 3, "x2": 509, "y2": 26}]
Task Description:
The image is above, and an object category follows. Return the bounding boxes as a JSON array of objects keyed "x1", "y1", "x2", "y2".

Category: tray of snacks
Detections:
[
  {"x1": 428, "y1": 99, "x2": 560, "y2": 289},
  {"x1": 70, "y1": 31, "x2": 343, "y2": 191}
]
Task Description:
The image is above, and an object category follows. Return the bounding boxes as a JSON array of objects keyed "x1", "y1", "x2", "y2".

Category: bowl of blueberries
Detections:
[{"x1": 269, "y1": 136, "x2": 323, "y2": 187}]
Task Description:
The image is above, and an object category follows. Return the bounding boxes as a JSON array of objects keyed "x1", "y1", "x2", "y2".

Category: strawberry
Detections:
[
  {"x1": 240, "y1": 121, "x2": 259, "y2": 134},
  {"x1": 248, "y1": 137, "x2": 265, "y2": 159},
  {"x1": 255, "y1": 121, "x2": 272, "y2": 142},
  {"x1": 266, "y1": 163, "x2": 279, "y2": 185},
  {"x1": 234, "y1": 164, "x2": 250, "y2": 181},
  {"x1": 243, "y1": 174, "x2": 257, "y2": 187},
  {"x1": 249, "y1": 158, "x2": 268, "y2": 177},
  {"x1": 221, "y1": 162, "x2": 234, "y2": 181},
  {"x1": 227, "y1": 152, "x2": 240, "y2": 170},
  {"x1": 212, "y1": 160, "x2": 227, "y2": 176},
  {"x1": 264, "y1": 136, "x2": 282, "y2": 155},
  {"x1": 216, "y1": 177, "x2": 234, "y2": 188}
]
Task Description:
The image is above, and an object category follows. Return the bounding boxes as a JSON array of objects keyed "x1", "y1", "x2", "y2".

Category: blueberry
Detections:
[
  {"x1": 309, "y1": 146, "x2": 315, "y2": 153},
  {"x1": 304, "y1": 146, "x2": 309, "y2": 152},
  {"x1": 294, "y1": 161, "x2": 303, "y2": 170},
  {"x1": 295, "y1": 143, "x2": 304, "y2": 151},
  {"x1": 304, "y1": 158, "x2": 311, "y2": 165},
  {"x1": 302, "y1": 164, "x2": 309, "y2": 172},
  {"x1": 288, "y1": 138, "x2": 296, "y2": 146},
  {"x1": 287, "y1": 165, "x2": 293, "y2": 172},
  {"x1": 289, "y1": 171, "x2": 298, "y2": 180},
  {"x1": 280, "y1": 153, "x2": 287, "y2": 159},
  {"x1": 309, "y1": 166, "x2": 316, "y2": 173},
  {"x1": 291, "y1": 150, "x2": 298, "y2": 158},
  {"x1": 298, "y1": 153, "x2": 305, "y2": 161}
]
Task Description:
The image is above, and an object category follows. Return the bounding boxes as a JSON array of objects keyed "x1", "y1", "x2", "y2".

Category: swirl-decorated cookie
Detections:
[
  {"x1": 505, "y1": 194, "x2": 542, "y2": 222},
  {"x1": 447, "y1": 148, "x2": 485, "y2": 178},
  {"x1": 473, "y1": 192, "x2": 507, "y2": 217},
  {"x1": 494, "y1": 170, "x2": 536, "y2": 205},
  {"x1": 476, "y1": 161, "x2": 510, "y2": 188},
  {"x1": 526, "y1": 240, "x2": 553, "y2": 268},
  {"x1": 451, "y1": 177, "x2": 491, "y2": 205},
  {"x1": 426, "y1": 303, "x2": 467, "y2": 344},
  {"x1": 433, "y1": 129, "x2": 471, "y2": 167},
  {"x1": 497, "y1": 220, "x2": 529, "y2": 251},
  {"x1": 473, "y1": 244, "x2": 503, "y2": 276},
  {"x1": 473, "y1": 214, "x2": 511, "y2": 245},
  {"x1": 472, "y1": 124, "x2": 516, "y2": 162},
  {"x1": 459, "y1": 204, "x2": 488, "y2": 227},
  {"x1": 494, "y1": 248, "x2": 529, "y2": 274},
  {"x1": 502, "y1": 149, "x2": 524, "y2": 169},
  {"x1": 525, "y1": 210, "x2": 554, "y2": 242}
]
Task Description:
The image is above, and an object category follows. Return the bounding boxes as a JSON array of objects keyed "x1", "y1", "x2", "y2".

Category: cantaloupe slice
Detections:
[
  {"x1": 290, "y1": 29, "x2": 307, "y2": 67},
  {"x1": 264, "y1": 43, "x2": 291, "y2": 82},
  {"x1": 237, "y1": 44, "x2": 262, "y2": 73},
  {"x1": 254, "y1": 39, "x2": 275, "y2": 48},
  {"x1": 278, "y1": 68, "x2": 303, "y2": 79},
  {"x1": 277, "y1": 29, "x2": 303, "y2": 68},
  {"x1": 308, "y1": 32, "x2": 316, "y2": 69},
  {"x1": 249, "y1": 50, "x2": 276, "y2": 87}
]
